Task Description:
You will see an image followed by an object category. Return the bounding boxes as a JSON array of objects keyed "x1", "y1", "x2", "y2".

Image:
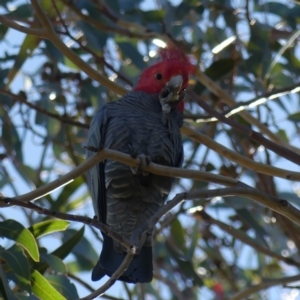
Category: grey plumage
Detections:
[{"x1": 86, "y1": 90, "x2": 183, "y2": 283}]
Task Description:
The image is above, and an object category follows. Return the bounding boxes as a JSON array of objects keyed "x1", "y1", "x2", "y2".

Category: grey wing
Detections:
[
  {"x1": 176, "y1": 145, "x2": 184, "y2": 168},
  {"x1": 86, "y1": 106, "x2": 108, "y2": 223}
]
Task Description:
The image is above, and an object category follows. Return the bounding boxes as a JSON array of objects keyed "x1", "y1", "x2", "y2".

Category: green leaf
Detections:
[
  {"x1": 15, "y1": 164, "x2": 36, "y2": 188},
  {"x1": 45, "y1": 275, "x2": 79, "y2": 299},
  {"x1": 236, "y1": 208, "x2": 268, "y2": 248},
  {"x1": 29, "y1": 220, "x2": 69, "y2": 239},
  {"x1": 288, "y1": 111, "x2": 300, "y2": 122},
  {"x1": 0, "y1": 220, "x2": 39, "y2": 262},
  {"x1": 51, "y1": 227, "x2": 85, "y2": 260},
  {"x1": 166, "y1": 242, "x2": 203, "y2": 286},
  {"x1": 117, "y1": 42, "x2": 147, "y2": 70},
  {"x1": 5, "y1": 4, "x2": 32, "y2": 18},
  {"x1": 170, "y1": 219, "x2": 186, "y2": 254},
  {"x1": 186, "y1": 221, "x2": 200, "y2": 261},
  {"x1": 141, "y1": 10, "x2": 165, "y2": 22},
  {"x1": 62, "y1": 230, "x2": 98, "y2": 271},
  {"x1": 194, "y1": 58, "x2": 235, "y2": 93},
  {"x1": 2, "y1": 120, "x2": 23, "y2": 163},
  {"x1": 6, "y1": 35, "x2": 42, "y2": 88},
  {"x1": 0, "y1": 244, "x2": 31, "y2": 292},
  {"x1": 47, "y1": 117, "x2": 61, "y2": 139},
  {"x1": 40, "y1": 0, "x2": 64, "y2": 17},
  {"x1": 0, "y1": 275, "x2": 17, "y2": 300},
  {"x1": 276, "y1": 129, "x2": 289, "y2": 143},
  {"x1": 0, "y1": 24, "x2": 8, "y2": 40},
  {"x1": 205, "y1": 58, "x2": 235, "y2": 80},
  {"x1": 40, "y1": 253, "x2": 67, "y2": 274},
  {"x1": 76, "y1": 21, "x2": 107, "y2": 51},
  {"x1": 31, "y1": 270, "x2": 66, "y2": 300}
]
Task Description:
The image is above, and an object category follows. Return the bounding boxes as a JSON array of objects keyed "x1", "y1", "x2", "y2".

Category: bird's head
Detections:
[{"x1": 134, "y1": 46, "x2": 194, "y2": 113}]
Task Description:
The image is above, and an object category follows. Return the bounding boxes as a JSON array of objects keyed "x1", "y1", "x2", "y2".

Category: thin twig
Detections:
[
  {"x1": 0, "y1": 197, "x2": 133, "y2": 252},
  {"x1": 196, "y1": 83, "x2": 300, "y2": 122},
  {"x1": 0, "y1": 15, "x2": 45, "y2": 37},
  {"x1": 61, "y1": 0, "x2": 158, "y2": 40},
  {"x1": 230, "y1": 273, "x2": 300, "y2": 300},
  {"x1": 0, "y1": 89, "x2": 89, "y2": 129},
  {"x1": 181, "y1": 125, "x2": 300, "y2": 180},
  {"x1": 67, "y1": 273, "x2": 95, "y2": 293},
  {"x1": 192, "y1": 210, "x2": 300, "y2": 268},
  {"x1": 194, "y1": 69, "x2": 300, "y2": 155},
  {"x1": 78, "y1": 253, "x2": 135, "y2": 300},
  {"x1": 187, "y1": 90, "x2": 300, "y2": 166},
  {"x1": 50, "y1": 0, "x2": 133, "y2": 87},
  {"x1": 29, "y1": 0, "x2": 126, "y2": 95},
  {"x1": 130, "y1": 187, "x2": 300, "y2": 246}
]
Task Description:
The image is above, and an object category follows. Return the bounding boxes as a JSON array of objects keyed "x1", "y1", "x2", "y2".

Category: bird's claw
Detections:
[{"x1": 131, "y1": 154, "x2": 151, "y2": 176}]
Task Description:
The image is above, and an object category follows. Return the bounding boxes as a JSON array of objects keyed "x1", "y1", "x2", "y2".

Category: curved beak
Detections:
[
  {"x1": 159, "y1": 74, "x2": 184, "y2": 113},
  {"x1": 166, "y1": 74, "x2": 183, "y2": 94}
]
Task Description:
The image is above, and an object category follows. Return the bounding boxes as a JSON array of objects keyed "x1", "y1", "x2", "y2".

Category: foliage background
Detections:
[{"x1": 1, "y1": 0, "x2": 300, "y2": 299}]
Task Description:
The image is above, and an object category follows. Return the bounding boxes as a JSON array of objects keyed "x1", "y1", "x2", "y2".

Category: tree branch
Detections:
[
  {"x1": 214, "y1": 83, "x2": 300, "y2": 121},
  {"x1": 231, "y1": 273, "x2": 300, "y2": 300},
  {"x1": 187, "y1": 90, "x2": 300, "y2": 166},
  {"x1": 2, "y1": 175, "x2": 300, "y2": 297},
  {"x1": 0, "y1": 197, "x2": 134, "y2": 252},
  {"x1": 28, "y1": 0, "x2": 126, "y2": 95},
  {"x1": 0, "y1": 89, "x2": 89, "y2": 129},
  {"x1": 8, "y1": 148, "x2": 237, "y2": 203},
  {"x1": 2, "y1": 146, "x2": 300, "y2": 225},
  {"x1": 60, "y1": 0, "x2": 158, "y2": 40},
  {"x1": 191, "y1": 210, "x2": 300, "y2": 268},
  {"x1": 181, "y1": 125, "x2": 300, "y2": 180},
  {"x1": 194, "y1": 70, "x2": 300, "y2": 155},
  {"x1": 0, "y1": 15, "x2": 45, "y2": 37},
  {"x1": 78, "y1": 253, "x2": 135, "y2": 300}
]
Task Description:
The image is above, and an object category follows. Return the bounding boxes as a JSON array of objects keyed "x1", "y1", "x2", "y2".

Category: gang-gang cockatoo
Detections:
[{"x1": 86, "y1": 46, "x2": 193, "y2": 283}]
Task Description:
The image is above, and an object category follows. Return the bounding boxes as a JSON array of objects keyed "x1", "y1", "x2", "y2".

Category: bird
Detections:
[{"x1": 86, "y1": 45, "x2": 193, "y2": 283}]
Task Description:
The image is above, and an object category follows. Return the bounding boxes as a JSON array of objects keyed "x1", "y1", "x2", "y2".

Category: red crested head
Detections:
[{"x1": 134, "y1": 46, "x2": 195, "y2": 112}]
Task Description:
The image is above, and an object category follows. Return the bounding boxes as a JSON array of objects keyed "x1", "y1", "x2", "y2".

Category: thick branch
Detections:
[
  {"x1": 11, "y1": 148, "x2": 237, "y2": 203},
  {"x1": 3, "y1": 146, "x2": 300, "y2": 226},
  {"x1": 4, "y1": 89, "x2": 299, "y2": 181}
]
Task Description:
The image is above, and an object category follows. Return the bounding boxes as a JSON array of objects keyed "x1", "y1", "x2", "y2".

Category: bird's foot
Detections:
[{"x1": 131, "y1": 154, "x2": 151, "y2": 176}]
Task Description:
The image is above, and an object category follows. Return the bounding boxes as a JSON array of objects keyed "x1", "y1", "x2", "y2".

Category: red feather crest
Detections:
[{"x1": 159, "y1": 46, "x2": 196, "y2": 74}]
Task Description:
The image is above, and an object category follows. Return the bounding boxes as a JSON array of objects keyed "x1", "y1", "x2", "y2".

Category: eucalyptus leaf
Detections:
[{"x1": 0, "y1": 220, "x2": 39, "y2": 262}]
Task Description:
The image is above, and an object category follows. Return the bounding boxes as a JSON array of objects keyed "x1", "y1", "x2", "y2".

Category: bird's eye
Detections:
[{"x1": 155, "y1": 73, "x2": 163, "y2": 80}]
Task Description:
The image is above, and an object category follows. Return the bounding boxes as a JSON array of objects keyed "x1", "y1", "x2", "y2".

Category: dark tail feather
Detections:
[{"x1": 92, "y1": 233, "x2": 153, "y2": 283}]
